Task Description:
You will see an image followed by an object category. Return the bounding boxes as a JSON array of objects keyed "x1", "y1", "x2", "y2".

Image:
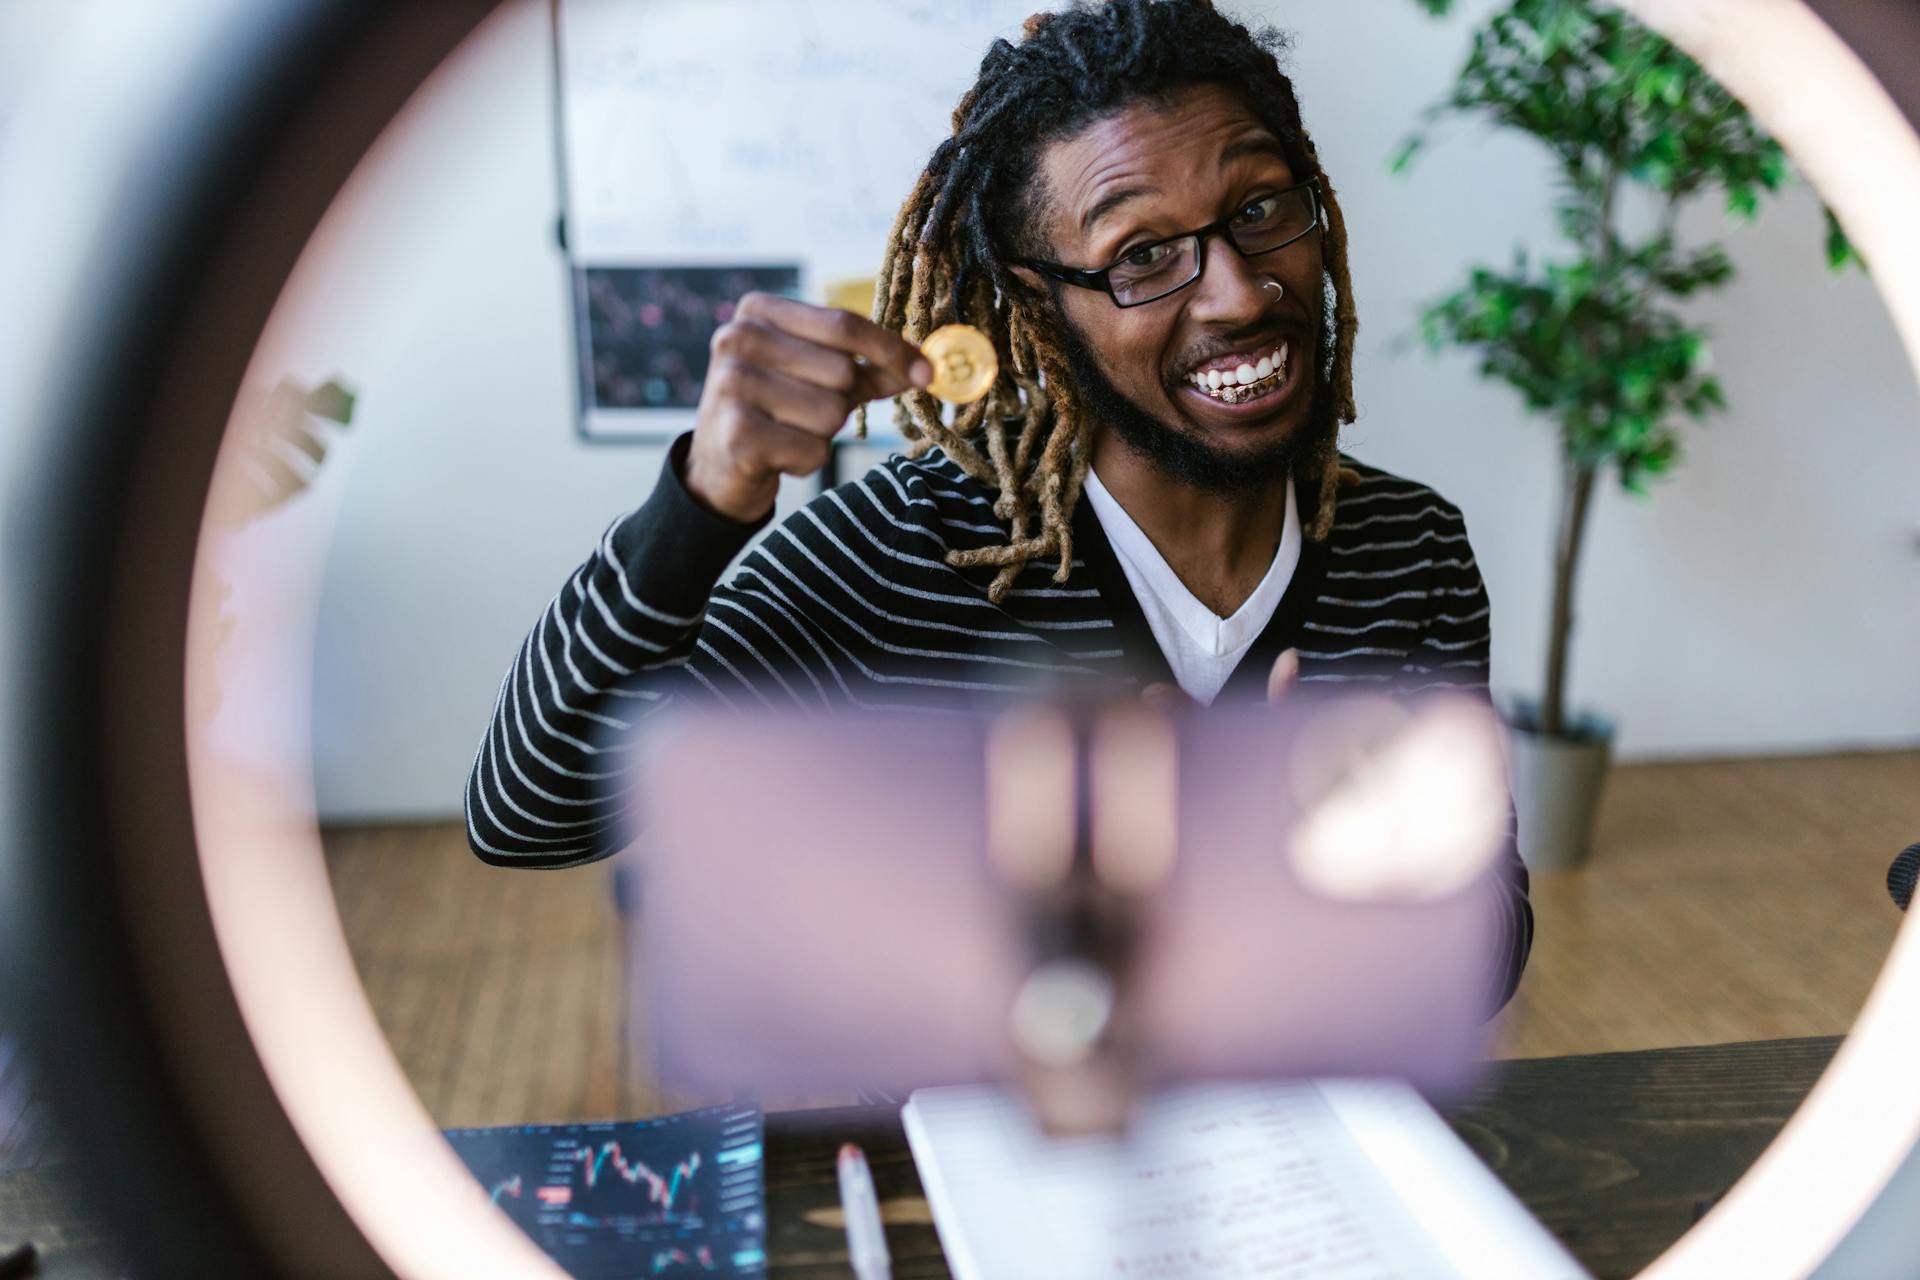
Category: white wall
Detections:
[
  {"x1": 242, "y1": 1, "x2": 681, "y2": 820},
  {"x1": 258, "y1": 0, "x2": 1920, "y2": 821},
  {"x1": 1283, "y1": 4, "x2": 1920, "y2": 758}
]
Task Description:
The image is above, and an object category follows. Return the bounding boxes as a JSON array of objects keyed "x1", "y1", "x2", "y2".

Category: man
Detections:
[{"x1": 466, "y1": 0, "x2": 1532, "y2": 1009}]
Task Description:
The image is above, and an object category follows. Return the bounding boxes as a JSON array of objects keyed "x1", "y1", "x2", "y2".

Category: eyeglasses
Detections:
[{"x1": 1015, "y1": 177, "x2": 1323, "y2": 308}]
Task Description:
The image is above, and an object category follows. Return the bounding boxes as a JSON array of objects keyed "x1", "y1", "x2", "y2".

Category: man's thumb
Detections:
[{"x1": 1267, "y1": 648, "x2": 1301, "y2": 703}]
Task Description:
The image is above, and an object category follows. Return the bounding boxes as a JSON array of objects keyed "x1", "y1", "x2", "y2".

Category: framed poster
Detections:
[{"x1": 569, "y1": 263, "x2": 801, "y2": 440}]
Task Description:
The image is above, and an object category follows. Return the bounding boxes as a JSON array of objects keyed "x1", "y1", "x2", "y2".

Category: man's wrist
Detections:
[
  {"x1": 605, "y1": 433, "x2": 771, "y2": 618},
  {"x1": 681, "y1": 444, "x2": 777, "y2": 525}
]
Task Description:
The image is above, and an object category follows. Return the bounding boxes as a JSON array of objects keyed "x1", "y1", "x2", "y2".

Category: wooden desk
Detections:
[{"x1": 0, "y1": 1036, "x2": 1844, "y2": 1279}]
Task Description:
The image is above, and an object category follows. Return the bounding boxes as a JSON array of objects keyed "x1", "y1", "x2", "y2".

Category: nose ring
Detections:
[{"x1": 1261, "y1": 278, "x2": 1285, "y2": 298}]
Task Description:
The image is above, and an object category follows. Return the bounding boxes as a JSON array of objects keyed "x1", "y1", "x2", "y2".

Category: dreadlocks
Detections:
[{"x1": 859, "y1": 0, "x2": 1361, "y2": 604}]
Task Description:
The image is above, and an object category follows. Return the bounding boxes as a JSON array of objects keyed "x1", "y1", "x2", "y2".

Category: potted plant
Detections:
[{"x1": 1395, "y1": 0, "x2": 1860, "y2": 869}]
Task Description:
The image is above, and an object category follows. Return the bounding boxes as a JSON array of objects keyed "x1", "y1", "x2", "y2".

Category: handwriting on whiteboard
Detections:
[{"x1": 558, "y1": 0, "x2": 1036, "y2": 281}]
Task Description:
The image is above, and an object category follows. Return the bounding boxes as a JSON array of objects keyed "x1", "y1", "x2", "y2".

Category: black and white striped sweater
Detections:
[{"x1": 465, "y1": 432, "x2": 1533, "y2": 1008}]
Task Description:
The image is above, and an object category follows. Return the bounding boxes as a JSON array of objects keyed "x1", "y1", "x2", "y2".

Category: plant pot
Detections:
[{"x1": 1501, "y1": 702, "x2": 1615, "y2": 872}]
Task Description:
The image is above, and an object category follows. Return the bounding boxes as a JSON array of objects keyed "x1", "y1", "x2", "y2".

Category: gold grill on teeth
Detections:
[
  {"x1": 1199, "y1": 363, "x2": 1284, "y2": 404},
  {"x1": 1190, "y1": 342, "x2": 1289, "y2": 405}
]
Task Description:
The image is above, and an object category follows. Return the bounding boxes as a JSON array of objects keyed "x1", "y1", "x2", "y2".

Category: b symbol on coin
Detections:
[{"x1": 921, "y1": 324, "x2": 998, "y2": 405}]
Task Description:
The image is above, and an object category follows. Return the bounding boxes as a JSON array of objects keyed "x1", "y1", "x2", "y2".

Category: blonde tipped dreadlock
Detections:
[{"x1": 857, "y1": 0, "x2": 1361, "y2": 604}]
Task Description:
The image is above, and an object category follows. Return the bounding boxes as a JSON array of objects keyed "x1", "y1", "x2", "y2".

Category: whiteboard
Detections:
[{"x1": 556, "y1": 0, "x2": 1043, "y2": 440}]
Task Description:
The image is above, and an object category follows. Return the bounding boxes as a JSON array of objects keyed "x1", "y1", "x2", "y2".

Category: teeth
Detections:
[{"x1": 1186, "y1": 343, "x2": 1293, "y2": 402}]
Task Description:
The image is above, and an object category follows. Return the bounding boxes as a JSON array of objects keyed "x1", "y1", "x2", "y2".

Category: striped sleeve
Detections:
[
  {"x1": 462, "y1": 434, "x2": 774, "y2": 868},
  {"x1": 462, "y1": 434, "x2": 1089, "y2": 868}
]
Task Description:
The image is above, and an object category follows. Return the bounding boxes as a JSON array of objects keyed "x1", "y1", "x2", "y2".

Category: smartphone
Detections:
[{"x1": 627, "y1": 689, "x2": 1514, "y2": 1100}]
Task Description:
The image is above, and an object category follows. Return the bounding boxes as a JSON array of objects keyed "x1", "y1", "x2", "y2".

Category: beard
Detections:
[{"x1": 1054, "y1": 309, "x2": 1323, "y2": 497}]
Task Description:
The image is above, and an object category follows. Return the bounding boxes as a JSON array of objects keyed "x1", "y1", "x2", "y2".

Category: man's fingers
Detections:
[
  {"x1": 711, "y1": 319, "x2": 904, "y2": 402},
  {"x1": 710, "y1": 358, "x2": 857, "y2": 438},
  {"x1": 688, "y1": 293, "x2": 941, "y2": 520},
  {"x1": 711, "y1": 402, "x2": 833, "y2": 478},
  {"x1": 851, "y1": 361, "x2": 916, "y2": 403},
  {"x1": 1267, "y1": 648, "x2": 1301, "y2": 704},
  {"x1": 735, "y1": 291, "x2": 934, "y2": 390}
]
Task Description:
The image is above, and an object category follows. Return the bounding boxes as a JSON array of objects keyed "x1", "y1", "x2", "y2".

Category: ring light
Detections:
[{"x1": 0, "y1": 2, "x2": 1914, "y2": 1275}]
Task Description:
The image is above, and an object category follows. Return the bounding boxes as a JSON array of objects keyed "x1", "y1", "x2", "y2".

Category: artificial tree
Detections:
[{"x1": 1396, "y1": 0, "x2": 1860, "y2": 739}]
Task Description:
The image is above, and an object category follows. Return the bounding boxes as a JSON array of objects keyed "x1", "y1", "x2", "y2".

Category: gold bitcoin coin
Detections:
[{"x1": 921, "y1": 324, "x2": 998, "y2": 405}]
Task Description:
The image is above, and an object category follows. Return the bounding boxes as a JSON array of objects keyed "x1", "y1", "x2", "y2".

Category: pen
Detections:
[{"x1": 836, "y1": 1143, "x2": 892, "y2": 1280}]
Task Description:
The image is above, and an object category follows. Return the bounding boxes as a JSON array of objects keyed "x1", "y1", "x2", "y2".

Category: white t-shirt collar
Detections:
[{"x1": 1082, "y1": 467, "x2": 1302, "y2": 701}]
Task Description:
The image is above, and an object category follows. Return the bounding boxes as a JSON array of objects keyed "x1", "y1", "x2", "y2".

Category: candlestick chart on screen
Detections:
[{"x1": 444, "y1": 1103, "x2": 765, "y2": 1277}]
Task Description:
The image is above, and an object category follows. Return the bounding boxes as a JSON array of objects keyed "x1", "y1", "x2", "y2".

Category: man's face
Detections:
[{"x1": 1023, "y1": 84, "x2": 1326, "y2": 491}]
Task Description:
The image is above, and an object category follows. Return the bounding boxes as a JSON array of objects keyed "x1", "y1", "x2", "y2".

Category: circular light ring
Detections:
[
  {"x1": 1609, "y1": 3, "x2": 1920, "y2": 1276},
  {"x1": 0, "y1": 2, "x2": 1914, "y2": 1277},
  {"x1": 3, "y1": 3, "x2": 552, "y2": 1277}
]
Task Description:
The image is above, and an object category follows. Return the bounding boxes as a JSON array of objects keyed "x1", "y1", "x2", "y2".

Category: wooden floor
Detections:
[
  {"x1": 1496, "y1": 751, "x2": 1916, "y2": 1058},
  {"x1": 324, "y1": 750, "x2": 1920, "y2": 1129},
  {"x1": 326, "y1": 828, "x2": 641, "y2": 1128}
]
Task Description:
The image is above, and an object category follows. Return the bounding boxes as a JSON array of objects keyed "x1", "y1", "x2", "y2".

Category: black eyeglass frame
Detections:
[{"x1": 1014, "y1": 176, "x2": 1324, "y2": 308}]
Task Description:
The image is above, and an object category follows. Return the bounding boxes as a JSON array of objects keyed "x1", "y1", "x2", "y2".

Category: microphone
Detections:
[{"x1": 1891, "y1": 843, "x2": 1920, "y2": 912}]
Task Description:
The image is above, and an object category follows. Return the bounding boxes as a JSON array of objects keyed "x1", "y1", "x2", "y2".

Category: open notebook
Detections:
[{"x1": 903, "y1": 1082, "x2": 1589, "y2": 1280}]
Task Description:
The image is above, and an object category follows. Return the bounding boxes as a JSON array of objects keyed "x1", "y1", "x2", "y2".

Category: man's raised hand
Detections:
[{"x1": 684, "y1": 292, "x2": 934, "y2": 523}]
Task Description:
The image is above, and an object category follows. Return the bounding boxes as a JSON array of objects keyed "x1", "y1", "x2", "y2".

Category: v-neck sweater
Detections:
[{"x1": 1080, "y1": 467, "x2": 1302, "y2": 706}]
